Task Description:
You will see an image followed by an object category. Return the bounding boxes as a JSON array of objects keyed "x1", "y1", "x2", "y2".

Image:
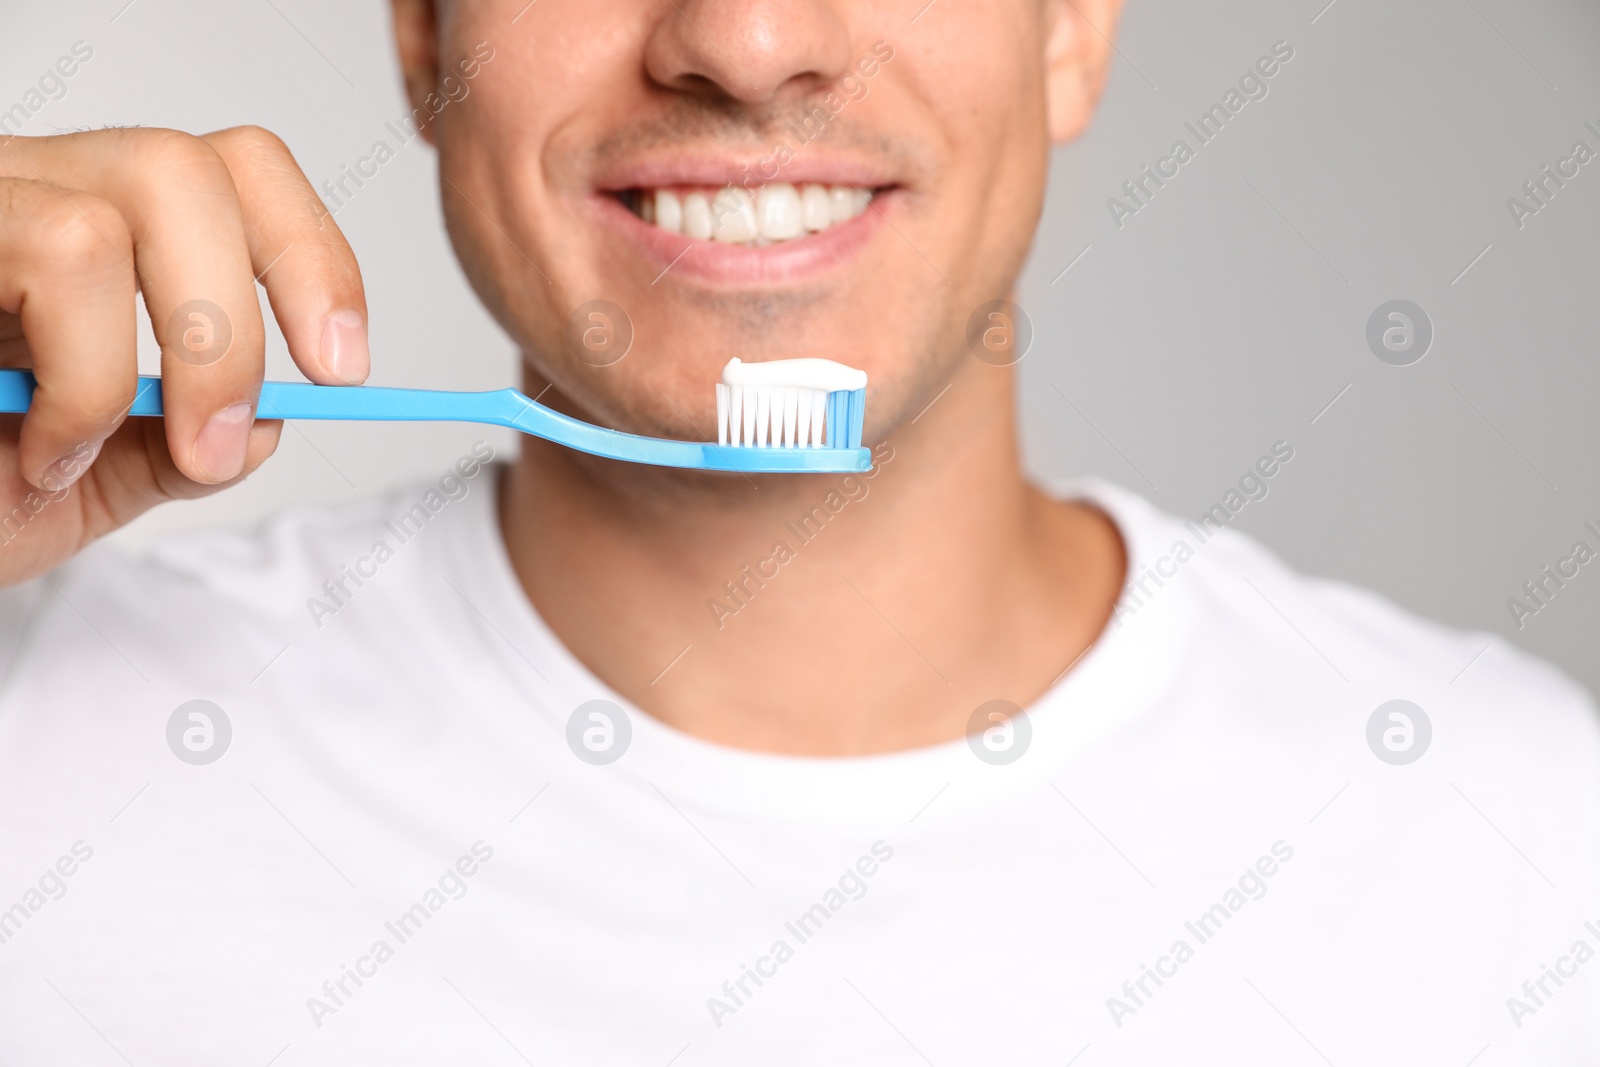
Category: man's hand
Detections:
[{"x1": 0, "y1": 126, "x2": 367, "y2": 587}]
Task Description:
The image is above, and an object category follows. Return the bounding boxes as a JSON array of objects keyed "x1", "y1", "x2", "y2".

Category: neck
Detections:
[{"x1": 499, "y1": 357, "x2": 1125, "y2": 756}]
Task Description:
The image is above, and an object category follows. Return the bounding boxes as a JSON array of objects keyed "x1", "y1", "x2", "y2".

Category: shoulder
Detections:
[{"x1": 1083, "y1": 479, "x2": 1599, "y2": 758}]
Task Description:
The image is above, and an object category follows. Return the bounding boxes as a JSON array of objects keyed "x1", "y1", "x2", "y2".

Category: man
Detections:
[{"x1": 0, "y1": 0, "x2": 1595, "y2": 1063}]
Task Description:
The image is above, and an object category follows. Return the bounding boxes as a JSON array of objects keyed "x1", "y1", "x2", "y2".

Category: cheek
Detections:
[
  {"x1": 433, "y1": 6, "x2": 637, "y2": 350},
  {"x1": 910, "y1": 17, "x2": 1049, "y2": 221},
  {"x1": 904, "y1": 30, "x2": 1049, "y2": 316}
]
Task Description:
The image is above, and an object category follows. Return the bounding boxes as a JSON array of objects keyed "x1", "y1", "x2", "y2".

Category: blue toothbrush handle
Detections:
[
  {"x1": 255, "y1": 379, "x2": 522, "y2": 423},
  {"x1": 0, "y1": 369, "x2": 872, "y2": 474},
  {"x1": 0, "y1": 371, "x2": 521, "y2": 423}
]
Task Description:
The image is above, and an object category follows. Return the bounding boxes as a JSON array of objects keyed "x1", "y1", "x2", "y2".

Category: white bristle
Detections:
[
  {"x1": 718, "y1": 385, "x2": 836, "y2": 449},
  {"x1": 754, "y1": 387, "x2": 771, "y2": 447},
  {"x1": 716, "y1": 359, "x2": 868, "y2": 449},
  {"x1": 795, "y1": 388, "x2": 812, "y2": 447}
]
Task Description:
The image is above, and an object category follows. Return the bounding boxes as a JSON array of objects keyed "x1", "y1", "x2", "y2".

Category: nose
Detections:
[{"x1": 644, "y1": 0, "x2": 853, "y2": 105}]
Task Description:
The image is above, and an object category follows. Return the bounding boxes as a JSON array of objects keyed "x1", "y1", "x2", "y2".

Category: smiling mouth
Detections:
[{"x1": 616, "y1": 182, "x2": 880, "y2": 248}]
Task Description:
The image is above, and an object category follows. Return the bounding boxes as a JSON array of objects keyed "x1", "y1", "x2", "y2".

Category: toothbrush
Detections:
[{"x1": 0, "y1": 358, "x2": 870, "y2": 474}]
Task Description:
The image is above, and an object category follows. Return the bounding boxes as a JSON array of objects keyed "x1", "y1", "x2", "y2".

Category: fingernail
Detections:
[
  {"x1": 321, "y1": 309, "x2": 370, "y2": 385},
  {"x1": 193, "y1": 402, "x2": 253, "y2": 482}
]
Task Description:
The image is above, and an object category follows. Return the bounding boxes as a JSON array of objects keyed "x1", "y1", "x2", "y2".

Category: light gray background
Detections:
[{"x1": 4, "y1": 0, "x2": 1597, "y2": 691}]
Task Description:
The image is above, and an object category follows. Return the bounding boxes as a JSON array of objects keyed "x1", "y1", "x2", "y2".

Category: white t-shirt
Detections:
[{"x1": 1, "y1": 466, "x2": 1596, "y2": 1066}]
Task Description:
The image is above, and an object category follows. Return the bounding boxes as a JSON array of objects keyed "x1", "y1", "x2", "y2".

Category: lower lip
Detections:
[{"x1": 590, "y1": 190, "x2": 895, "y2": 287}]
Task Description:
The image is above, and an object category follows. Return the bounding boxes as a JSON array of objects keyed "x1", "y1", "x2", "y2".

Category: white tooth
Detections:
[
  {"x1": 829, "y1": 185, "x2": 856, "y2": 225},
  {"x1": 640, "y1": 192, "x2": 655, "y2": 224},
  {"x1": 711, "y1": 186, "x2": 758, "y2": 243},
  {"x1": 801, "y1": 184, "x2": 831, "y2": 231},
  {"x1": 682, "y1": 191, "x2": 713, "y2": 239},
  {"x1": 756, "y1": 183, "x2": 804, "y2": 241},
  {"x1": 654, "y1": 189, "x2": 682, "y2": 233},
  {"x1": 826, "y1": 186, "x2": 871, "y2": 221}
]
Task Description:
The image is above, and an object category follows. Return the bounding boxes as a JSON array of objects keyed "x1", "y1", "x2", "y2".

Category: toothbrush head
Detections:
[{"x1": 715, "y1": 357, "x2": 868, "y2": 451}]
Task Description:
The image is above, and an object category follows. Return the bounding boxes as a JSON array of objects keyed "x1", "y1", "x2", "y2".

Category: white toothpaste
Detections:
[{"x1": 720, "y1": 357, "x2": 867, "y2": 392}]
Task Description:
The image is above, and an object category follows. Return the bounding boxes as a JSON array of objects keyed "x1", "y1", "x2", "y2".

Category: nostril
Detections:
[{"x1": 642, "y1": 0, "x2": 854, "y2": 106}]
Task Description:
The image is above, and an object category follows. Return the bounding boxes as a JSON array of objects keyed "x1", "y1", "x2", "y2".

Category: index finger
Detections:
[{"x1": 203, "y1": 126, "x2": 371, "y2": 388}]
